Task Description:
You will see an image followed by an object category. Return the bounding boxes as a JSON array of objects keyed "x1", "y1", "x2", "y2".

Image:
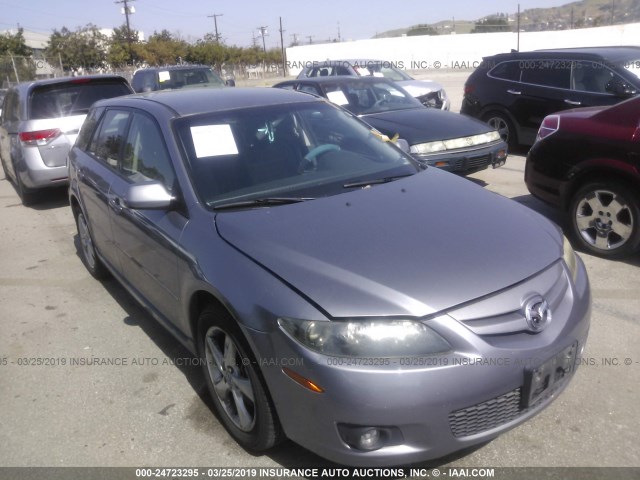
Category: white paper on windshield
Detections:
[
  {"x1": 158, "y1": 71, "x2": 171, "y2": 83},
  {"x1": 354, "y1": 67, "x2": 369, "y2": 76},
  {"x1": 326, "y1": 90, "x2": 349, "y2": 105},
  {"x1": 190, "y1": 125, "x2": 238, "y2": 158},
  {"x1": 372, "y1": 72, "x2": 384, "y2": 77}
]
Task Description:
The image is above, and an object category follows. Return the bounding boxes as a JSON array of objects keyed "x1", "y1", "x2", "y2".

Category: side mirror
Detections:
[
  {"x1": 124, "y1": 182, "x2": 174, "y2": 210},
  {"x1": 606, "y1": 79, "x2": 637, "y2": 97},
  {"x1": 225, "y1": 79, "x2": 236, "y2": 87}
]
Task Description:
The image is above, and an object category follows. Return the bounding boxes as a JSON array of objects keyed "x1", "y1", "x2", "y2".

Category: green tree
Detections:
[
  {"x1": 107, "y1": 24, "x2": 142, "y2": 67},
  {"x1": 0, "y1": 28, "x2": 35, "y2": 83},
  {"x1": 406, "y1": 24, "x2": 439, "y2": 36},
  {"x1": 46, "y1": 24, "x2": 108, "y2": 72},
  {"x1": 138, "y1": 30, "x2": 188, "y2": 65},
  {"x1": 471, "y1": 16, "x2": 511, "y2": 33}
]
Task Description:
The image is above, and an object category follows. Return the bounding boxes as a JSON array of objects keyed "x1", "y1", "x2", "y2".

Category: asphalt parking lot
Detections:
[{"x1": 1, "y1": 71, "x2": 639, "y2": 473}]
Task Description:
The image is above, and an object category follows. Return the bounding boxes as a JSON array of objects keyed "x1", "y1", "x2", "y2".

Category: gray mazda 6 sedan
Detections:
[{"x1": 68, "y1": 87, "x2": 591, "y2": 466}]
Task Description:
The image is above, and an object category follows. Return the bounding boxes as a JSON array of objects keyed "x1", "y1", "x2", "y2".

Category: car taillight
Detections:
[
  {"x1": 536, "y1": 115, "x2": 560, "y2": 142},
  {"x1": 19, "y1": 129, "x2": 62, "y2": 146},
  {"x1": 463, "y1": 84, "x2": 475, "y2": 96}
]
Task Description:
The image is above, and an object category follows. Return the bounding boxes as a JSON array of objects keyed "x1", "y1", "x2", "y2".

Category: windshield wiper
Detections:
[
  {"x1": 213, "y1": 197, "x2": 313, "y2": 211},
  {"x1": 343, "y1": 173, "x2": 414, "y2": 189}
]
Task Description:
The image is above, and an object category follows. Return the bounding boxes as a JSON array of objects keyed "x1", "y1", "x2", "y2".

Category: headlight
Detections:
[
  {"x1": 410, "y1": 131, "x2": 501, "y2": 155},
  {"x1": 563, "y1": 236, "x2": 578, "y2": 282},
  {"x1": 278, "y1": 318, "x2": 451, "y2": 357}
]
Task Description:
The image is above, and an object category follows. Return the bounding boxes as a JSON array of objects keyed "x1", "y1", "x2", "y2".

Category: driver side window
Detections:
[{"x1": 122, "y1": 113, "x2": 176, "y2": 192}]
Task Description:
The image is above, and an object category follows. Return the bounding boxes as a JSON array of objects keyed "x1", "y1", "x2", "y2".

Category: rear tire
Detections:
[
  {"x1": 483, "y1": 111, "x2": 517, "y2": 149},
  {"x1": 569, "y1": 181, "x2": 640, "y2": 259},
  {"x1": 197, "y1": 306, "x2": 282, "y2": 452},
  {"x1": 12, "y1": 163, "x2": 38, "y2": 206}
]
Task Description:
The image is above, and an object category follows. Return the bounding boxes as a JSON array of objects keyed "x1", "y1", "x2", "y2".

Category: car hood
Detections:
[
  {"x1": 215, "y1": 169, "x2": 562, "y2": 319},
  {"x1": 362, "y1": 108, "x2": 493, "y2": 145},
  {"x1": 397, "y1": 79, "x2": 442, "y2": 96}
]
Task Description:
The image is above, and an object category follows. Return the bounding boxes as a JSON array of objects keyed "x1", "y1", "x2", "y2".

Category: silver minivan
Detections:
[{"x1": 0, "y1": 75, "x2": 133, "y2": 204}]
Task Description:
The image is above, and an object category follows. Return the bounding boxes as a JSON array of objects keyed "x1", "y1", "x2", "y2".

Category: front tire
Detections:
[
  {"x1": 197, "y1": 306, "x2": 282, "y2": 452},
  {"x1": 76, "y1": 211, "x2": 109, "y2": 279},
  {"x1": 569, "y1": 181, "x2": 640, "y2": 259},
  {"x1": 483, "y1": 111, "x2": 517, "y2": 149}
]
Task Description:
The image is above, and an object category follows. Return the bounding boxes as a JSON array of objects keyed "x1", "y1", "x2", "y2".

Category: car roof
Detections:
[
  {"x1": 488, "y1": 46, "x2": 640, "y2": 63},
  {"x1": 10, "y1": 75, "x2": 129, "y2": 92},
  {"x1": 304, "y1": 59, "x2": 390, "y2": 68},
  {"x1": 94, "y1": 87, "x2": 324, "y2": 116},
  {"x1": 134, "y1": 65, "x2": 212, "y2": 73}
]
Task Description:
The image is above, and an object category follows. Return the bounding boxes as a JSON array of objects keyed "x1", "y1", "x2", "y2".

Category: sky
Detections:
[{"x1": 1, "y1": 0, "x2": 574, "y2": 48}]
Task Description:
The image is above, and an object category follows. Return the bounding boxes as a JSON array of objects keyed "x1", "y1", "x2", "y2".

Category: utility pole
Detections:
[
  {"x1": 516, "y1": 3, "x2": 520, "y2": 52},
  {"x1": 115, "y1": 0, "x2": 136, "y2": 57},
  {"x1": 306, "y1": 35, "x2": 313, "y2": 45},
  {"x1": 337, "y1": 21, "x2": 341, "y2": 42},
  {"x1": 207, "y1": 13, "x2": 223, "y2": 43},
  {"x1": 290, "y1": 33, "x2": 299, "y2": 46},
  {"x1": 611, "y1": 0, "x2": 615, "y2": 24},
  {"x1": 257, "y1": 26, "x2": 268, "y2": 53},
  {"x1": 279, "y1": 17, "x2": 286, "y2": 77}
]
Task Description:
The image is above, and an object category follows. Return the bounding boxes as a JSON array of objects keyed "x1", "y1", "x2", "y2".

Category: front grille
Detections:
[
  {"x1": 449, "y1": 388, "x2": 522, "y2": 438},
  {"x1": 466, "y1": 154, "x2": 491, "y2": 170}
]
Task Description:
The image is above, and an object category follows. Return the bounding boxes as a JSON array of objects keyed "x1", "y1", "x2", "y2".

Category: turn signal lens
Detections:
[{"x1": 282, "y1": 367, "x2": 324, "y2": 393}]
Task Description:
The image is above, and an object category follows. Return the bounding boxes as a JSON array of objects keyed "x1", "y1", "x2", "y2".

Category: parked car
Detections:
[
  {"x1": 525, "y1": 95, "x2": 640, "y2": 259},
  {"x1": 461, "y1": 46, "x2": 640, "y2": 147},
  {"x1": 0, "y1": 75, "x2": 134, "y2": 204},
  {"x1": 297, "y1": 59, "x2": 451, "y2": 110},
  {"x1": 274, "y1": 76, "x2": 507, "y2": 174},
  {"x1": 68, "y1": 87, "x2": 590, "y2": 466},
  {"x1": 130, "y1": 65, "x2": 234, "y2": 93}
]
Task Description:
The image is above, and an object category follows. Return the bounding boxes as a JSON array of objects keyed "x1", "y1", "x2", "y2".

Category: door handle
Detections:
[
  {"x1": 564, "y1": 99, "x2": 582, "y2": 106},
  {"x1": 108, "y1": 195, "x2": 124, "y2": 214},
  {"x1": 507, "y1": 89, "x2": 522, "y2": 95}
]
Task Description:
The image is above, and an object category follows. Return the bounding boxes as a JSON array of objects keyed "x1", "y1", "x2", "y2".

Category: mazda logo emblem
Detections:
[{"x1": 524, "y1": 295, "x2": 551, "y2": 332}]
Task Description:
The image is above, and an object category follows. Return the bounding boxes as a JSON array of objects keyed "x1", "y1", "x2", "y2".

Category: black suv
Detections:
[
  {"x1": 461, "y1": 47, "x2": 640, "y2": 147},
  {"x1": 130, "y1": 65, "x2": 234, "y2": 93}
]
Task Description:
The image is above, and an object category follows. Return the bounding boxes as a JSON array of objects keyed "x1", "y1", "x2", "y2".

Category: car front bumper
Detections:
[
  {"x1": 246, "y1": 257, "x2": 590, "y2": 466},
  {"x1": 412, "y1": 141, "x2": 508, "y2": 174}
]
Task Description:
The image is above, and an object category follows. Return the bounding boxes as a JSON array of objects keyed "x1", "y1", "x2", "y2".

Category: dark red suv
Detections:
[{"x1": 525, "y1": 96, "x2": 640, "y2": 258}]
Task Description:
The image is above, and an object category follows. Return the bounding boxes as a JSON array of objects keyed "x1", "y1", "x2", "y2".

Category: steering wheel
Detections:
[
  {"x1": 299, "y1": 144, "x2": 341, "y2": 173},
  {"x1": 372, "y1": 93, "x2": 390, "y2": 109}
]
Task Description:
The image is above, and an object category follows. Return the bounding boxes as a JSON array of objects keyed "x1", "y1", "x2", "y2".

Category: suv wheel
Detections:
[
  {"x1": 484, "y1": 112, "x2": 517, "y2": 148},
  {"x1": 11, "y1": 160, "x2": 37, "y2": 206},
  {"x1": 198, "y1": 306, "x2": 282, "y2": 451},
  {"x1": 570, "y1": 182, "x2": 640, "y2": 258},
  {"x1": 76, "y1": 211, "x2": 109, "y2": 279}
]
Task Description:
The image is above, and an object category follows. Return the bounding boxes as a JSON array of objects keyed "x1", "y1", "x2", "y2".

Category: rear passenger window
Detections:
[
  {"x1": 490, "y1": 61, "x2": 521, "y2": 81},
  {"x1": 122, "y1": 113, "x2": 176, "y2": 192},
  {"x1": 89, "y1": 110, "x2": 131, "y2": 168},
  {"x1": 521, "y1": 61, "x2": 571, "y2": 89}
]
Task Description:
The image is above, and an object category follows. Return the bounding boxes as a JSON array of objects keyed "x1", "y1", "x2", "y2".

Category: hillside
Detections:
[{"x1": 373, "y1": 0, "x2": 640, "y2": 38}]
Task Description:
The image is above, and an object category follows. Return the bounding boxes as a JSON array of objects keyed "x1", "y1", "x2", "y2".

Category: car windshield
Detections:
[
  {"x1": 174, "y1": 101, "x2": 418, "y2": 209},
  {"x1": 29, "y1": 80, "x2": 131, "y2": 119},
  {"x1": 158, "y1": 68, "x2": 224, "y2": 90},
  {"x1": 323, "y1": 80, "x2": 422, "y2": 115}
]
